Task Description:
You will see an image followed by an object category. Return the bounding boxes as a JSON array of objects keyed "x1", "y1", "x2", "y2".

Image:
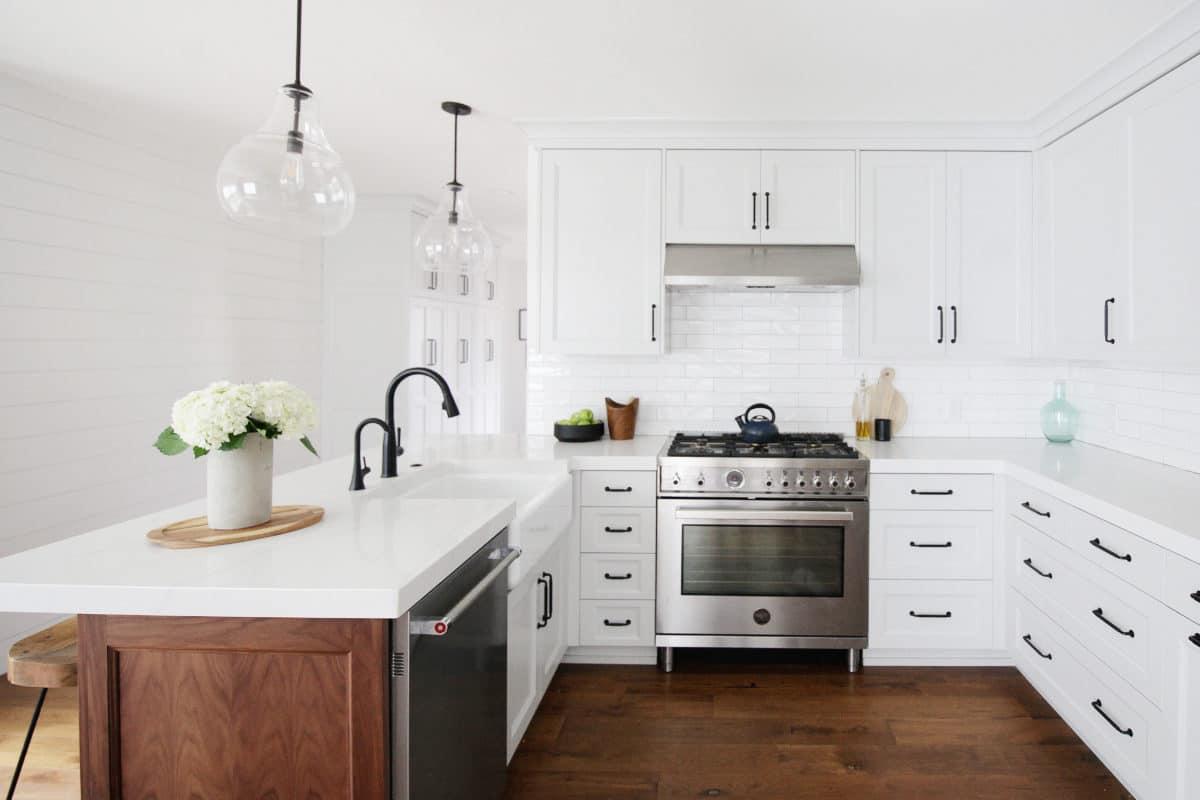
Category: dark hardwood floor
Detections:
[{"x1": 504, "y1": 650, "x2": 1131, "y2": 800}]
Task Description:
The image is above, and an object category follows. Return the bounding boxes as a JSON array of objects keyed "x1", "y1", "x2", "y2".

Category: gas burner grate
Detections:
[{"x1": 667, "y1": 432, "x2": 859, "y2": 459}]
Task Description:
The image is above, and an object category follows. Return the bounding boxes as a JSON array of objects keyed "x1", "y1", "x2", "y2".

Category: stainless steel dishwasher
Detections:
[{"x1": 392, "y1": 530, "x2": 519, "y2": 799}]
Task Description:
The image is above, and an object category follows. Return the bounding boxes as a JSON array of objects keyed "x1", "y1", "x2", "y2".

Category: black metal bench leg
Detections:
[{"x1": 7, "y1": 687, "x2": 47, "y2": 800}]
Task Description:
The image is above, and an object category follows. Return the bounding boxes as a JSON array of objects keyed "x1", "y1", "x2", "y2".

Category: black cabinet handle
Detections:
[
  {"x1": 764, "y1": 192, "x2": 771, "y2": 230},
  {"x1": 604, "y1": 572, "x2": 633, "y2": 581},
  {"x1": 651, "y1": 303, "x2": 657, "y2": 343},
  {"x1": 1190, "y1": 633, "x2": 1200, "y2": 649},
  {"x1": 1021, "y1": 501, "x2": 1051, "y2": 518},
  {"x1": 603, "y1": 618, "x2": 632, "y2": 627},
  {"x1": 1023, "y1": 558, "x2": 1053, "y2": 579},
  {"x1": 950, "y1": 305, "x2": 958, "y2": 344},
  {"x1": 936, "y1": 305, "x2": 944, "y2": 344},
  {"x1": 1089, "y1": 538, "x2": 1132, "y2": 562},
  {"x1": 603, "y1": 526, "x2": 633, "y2": 533},
  {"x1": 1022, "y1": 634, "x2": 1053, "y2": 660},
  {"x1": 751, "y1": 192, "x2": 757, "y2": 230},
  {"x1": 545, "y1": 571, "x2": 553, "y2": 621},
  {"x1": 1092, "y1": 607, "x2": 1135, "y2": 638},
  {"x1": 909, "y1": 610, "x2": 953, "y2": 619},
  {"x1": 536, "y1": 575, "x2": 549, "y2": 629},
  {"x1": 604, "y1": 486, "x2": 633, "y2": 493},
  {"x1": 1191, "y1": 590, "x2": 1200, "y2": 604},
  {"x1": 1091, "y1": 699, "x2": 1133, "y2": 737},
  {"x1": 911, "y1": 489, "x2": 954, "y2": 496},
  {"x1": 1104, "y1": 298, "x2": 1116, "y2": 344},
  {"x1": 910, "y1": 541, "x2": 953, "y2": 548}
]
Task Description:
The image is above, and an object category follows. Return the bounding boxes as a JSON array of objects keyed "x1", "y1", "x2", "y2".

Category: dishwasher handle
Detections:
[
  {"x1": 412, "y1": 546, "x2": 521, "y2": 636},
  {"x1": 674, "y1": 508, "x2": 854, "y2": 524}
]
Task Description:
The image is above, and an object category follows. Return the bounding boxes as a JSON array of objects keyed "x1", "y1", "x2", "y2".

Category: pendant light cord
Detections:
[
  {"x1": 293, "y1": 0, "x2": 303, "y2": 87},
  {"x1": 451, "y1": 111, "x2": 459, "y2": 185},
  {"x1": 285, "y1": 0, "x2": 305, "y2": 151}
]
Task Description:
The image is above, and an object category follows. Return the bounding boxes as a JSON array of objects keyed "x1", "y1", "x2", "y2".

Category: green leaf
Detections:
[
  {"x1": 192, "y1": 446, "x2": 208, "y2": 459},
  {"x1": 219, "y1": 431, "x2": 247, "y2": 451},
  {"x1": 300, "y1": 435, "x2": 319, "y2": 458},
  {"x1": 154, "y1": 427, "x2": 188, "y2": 456},
  {"x1": 247, "y1": 417, "x2": 281, "y2": 439}
]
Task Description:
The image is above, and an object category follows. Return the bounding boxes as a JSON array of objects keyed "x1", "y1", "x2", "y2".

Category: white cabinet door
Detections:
[
  {"x1": 858, "y1": 151, "x2": 948, "y2": 358},
  {"x1": 760, "y1": 150, "x2": 855, "y2": 244},
  {"x1": 1169, "y1": 614, "x2": 1200, "y2": 799},
  {"x1": 535, "y1": 537, "x2": 568, "y2": 694},
  {"x1": 664, "y1": 150, "x2": 761, "y2": 244},
  {"x1": 1033, "y1": 107, "x2": 1129, "y2": 359},
  {"x1": 1123, "y1": 56, "x2": 1200, "y2": 365},
  {"x1": 537, "y1": 149, "x2": 663, "y2": 355},
  {"x1": 946, "y1": 152, "x2": 1032, "y2": 358},
  {"x1": 506, "y1": 574, "x2": 538, "y2": 761}
]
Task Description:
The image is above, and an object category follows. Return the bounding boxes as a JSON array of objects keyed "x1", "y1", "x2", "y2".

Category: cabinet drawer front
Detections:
[
  {"x1": 1007, "y1": 480, "x2": 1073, "y2": 541},
  {"x1": 868, "y1": 580, "x2": 994, "y2": 650},
  {"x1": 870, "y1": 510, "x2": 993, "y2": 580},
  {"x1": 1012, "y1": 520, "x2": 1071, "y2": 609},
  {"x1": 581, "y1": 471, "x2": 657, "y2": 507},
  {"x1": 579, "y1": 600, "x2": 655, "y2": 646},
  {"x1": 580, "y1": 508, "x2": 656, "y2": 553},
  {"x1": 580, "y1": 554, "x2": 655, "y2": 600},
  {"x1": 871, "y1": 475, "x2": 994, "y2": 510},
  {"x1": 1012, "y1": 590, "x2": 1085, "y2": 704},
  {"x1": 1165, "y1": 553, "x2": 1200, "y2": 625}
]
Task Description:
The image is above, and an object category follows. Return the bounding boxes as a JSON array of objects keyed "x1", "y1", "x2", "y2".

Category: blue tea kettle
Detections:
[{"x1": 735, "y1": 403, "x2": 780, "y2": 443}]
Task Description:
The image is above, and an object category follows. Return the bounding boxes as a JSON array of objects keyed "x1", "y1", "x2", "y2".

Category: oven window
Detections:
[{"x1": 680, "y1": 525, "x2": 844, "y2": 597}]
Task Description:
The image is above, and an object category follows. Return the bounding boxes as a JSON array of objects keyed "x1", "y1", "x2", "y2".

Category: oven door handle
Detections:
[{"x1": 673, "y1": 508, "x2": 855, "y2": 524}]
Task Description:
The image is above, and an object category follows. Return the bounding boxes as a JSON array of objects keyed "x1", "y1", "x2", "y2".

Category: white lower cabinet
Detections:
[
  {"x1": 1167, "y1": 612, "x2": 1200, "y2": 799},
  {"x1": 506, "y1": 534, "x2": 567, "y2": 761},
  {"x1": 869, "y1": 579, "x2": 994, "y2": 650},
  {"x1": 579, "y1": 599, "x2": 655, "y2": 647}
]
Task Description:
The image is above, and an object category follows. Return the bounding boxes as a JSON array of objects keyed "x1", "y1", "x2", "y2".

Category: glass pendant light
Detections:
[
  {"x1": 414, "y1": 102, "x2": 493, "y2": 274},
  {"x1": 215, "y1": 0, "x2": 355, "y2": 237}
]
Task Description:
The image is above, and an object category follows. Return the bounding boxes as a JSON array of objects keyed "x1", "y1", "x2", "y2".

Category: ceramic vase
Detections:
[
  {"x1": 1040, "y1": 380, "x2": 1079, "y2": 444},
  {"x1": 206, "y1": 433, "x2": 274, "y2": 529}
]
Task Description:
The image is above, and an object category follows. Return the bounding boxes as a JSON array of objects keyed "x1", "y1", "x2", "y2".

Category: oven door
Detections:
[{"x1": 656, "y1": 498, "x2": 868, "y2": 639}]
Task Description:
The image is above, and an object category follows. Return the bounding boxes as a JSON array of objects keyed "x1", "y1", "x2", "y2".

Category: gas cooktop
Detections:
[{"x1": 665, "y1": 431, "x2": 860, "y2": 459}]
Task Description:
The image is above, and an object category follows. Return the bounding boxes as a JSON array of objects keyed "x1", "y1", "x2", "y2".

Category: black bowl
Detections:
[{"x1": 554, "y1": 422, "x2": 605, "y2": 442}]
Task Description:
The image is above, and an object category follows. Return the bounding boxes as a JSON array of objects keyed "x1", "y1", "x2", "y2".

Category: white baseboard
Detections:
[
  {"x1": 563, "y1": 645, "x2": 657, "y2": 665},
  {"x1": 864, "y1": 648, "x2": 1013, "y2": 667}
]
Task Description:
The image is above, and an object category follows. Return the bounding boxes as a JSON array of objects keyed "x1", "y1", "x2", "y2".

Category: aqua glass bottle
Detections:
[{"x1": 1040, "y1": 380, "x2": 1079, "y2": 443}]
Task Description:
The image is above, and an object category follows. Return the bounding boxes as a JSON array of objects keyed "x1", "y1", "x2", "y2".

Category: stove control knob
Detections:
[
  {"x1": 845, "y1": 474, "x2": 857, "y2": 490},
  {"x1": 795, "y1": 473, "x2": 807, "y2": 489},
  {"x1": 724, "y1": 469, "x2": 745, "y2": 490},
  {"x1": 812, "y1": 474, "x2": 823, "y2": 489},
  {"x1": 697, "y1": 473, "x2": 706, "y2": 487},
  {"x1": 829, "y1": 474, "x2": 841, "y2": 490},
  {"x1": 672, "y1": 473, "x2": 681, "y2": 486},
  {"x1": 764, "y1": 471, "x2": 774, "y2": 489},
  {"x1": 780, "y1": 471, "x2": 790, "y2": 488}
]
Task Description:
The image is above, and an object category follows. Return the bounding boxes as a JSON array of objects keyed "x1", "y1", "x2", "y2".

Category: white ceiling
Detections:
[{"x1": 0, "y1": 0, "x2": 1191, "y2": 249}]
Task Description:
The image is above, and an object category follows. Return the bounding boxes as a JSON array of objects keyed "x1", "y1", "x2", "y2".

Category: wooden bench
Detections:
[{"x1": 6, "y1": 617, "x2": 77, "y2": 799}]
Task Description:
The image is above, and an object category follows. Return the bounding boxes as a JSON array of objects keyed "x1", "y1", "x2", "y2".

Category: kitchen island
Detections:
[{"x1": 0, "y1": 453, "x2": 569, "y2": 798}]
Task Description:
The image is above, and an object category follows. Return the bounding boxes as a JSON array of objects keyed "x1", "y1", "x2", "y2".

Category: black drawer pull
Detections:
[
  {"x1": 1023, "y1": 558, "x2": 1053, "y2": 579},
  {"x1": 603, "y1": 618, "x2": 632, "y2": 627},
  {"x1": 604, "y1": 486, "x2": 633, "y2": 493},
  {"x1": 910, "y1": 489, "x2": 954, "y2": 496},
  {"x1": 1022, "y1": 634, "x2": 1052, "y2": 660},
  {"x1": 1089, "y1": 538, "x2": 1132, "y2": 562},
  {"x1": 909, "y1": 610, "x2": 953, "y2": 619},
  {"x1": 1190, "y1": 633, "x2": 1200, "y2": 649},
  {"x1": 1191, "y1": 590, "x2": 1200, "y2": 604},
  {"x1": 1021, "y1": 501, "x2": 1051, "y2": 518},
  {"x1": 1091, "y1": 699, "x2": 1133, "y2": 737},
  {"x1": 604, "y1": 572, "x2": 633, "y2": 581},
  {"x1": 910, "y1": 541, "x2": 953, "y2": 548},
  {"x1": 1092, "y1": 607, "x2": 1135, "y2": 638},
  {"x1": 603, "y1": 526, "x2": 633, "y2": 534}
]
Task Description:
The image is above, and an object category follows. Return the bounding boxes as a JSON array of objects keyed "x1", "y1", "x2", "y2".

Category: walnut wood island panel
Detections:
[{"x1": 77, "y1": 615, "x2": 390, "y2": 799}]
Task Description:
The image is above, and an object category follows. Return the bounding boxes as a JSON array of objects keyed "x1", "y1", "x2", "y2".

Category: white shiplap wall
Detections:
[
  {"x1": 0, "y1": 72, "x2": 323, "y2": 650},
  {"x1": 528, "y1": 291, "x2": 1066, "y2": 438}
]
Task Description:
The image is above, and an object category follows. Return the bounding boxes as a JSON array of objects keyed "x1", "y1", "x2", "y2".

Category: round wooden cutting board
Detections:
[{"x1": 146, "y1": 505, "x2": 325, "y2": 549}]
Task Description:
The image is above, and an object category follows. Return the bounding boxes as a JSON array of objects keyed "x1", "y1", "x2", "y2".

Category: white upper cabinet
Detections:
[
  {"x1": 946, "y1": 152, "x2": 1032, "y2": 359},
  {"x1": 1123, "y1": 56, "x2": 1200, "y2": 365},
  {"x1": 664, "y1": 150, "x2": 761, "y2": 244},
  {"x1": 761, "y1": 151, "x2": 856, "y2": 244},
  {"x1": 665, "y1": 149, "x2": 855, "y2": 244},
  {"x1": 1033, "y1": 107, "x2": 1129, "y2": 360},
  {"x1": 858, "y1": 151, "x2": 948, "y2": 359},
  {"x1": 536, "y1": 149, "x2": 664, "y2": 355}
]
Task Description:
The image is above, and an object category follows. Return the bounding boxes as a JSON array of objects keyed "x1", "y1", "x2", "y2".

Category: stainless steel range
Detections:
[{"x1": 656, "y1": 432, "x2": 869, "y2": 673}]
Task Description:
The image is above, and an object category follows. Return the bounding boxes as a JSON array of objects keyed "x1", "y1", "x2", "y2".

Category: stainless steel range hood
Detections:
[{"x1": 664, "y1": 244, "x2": 859, "y2": 291}]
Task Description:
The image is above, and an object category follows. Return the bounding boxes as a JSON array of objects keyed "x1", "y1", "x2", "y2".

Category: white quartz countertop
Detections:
[{"x1": 0, "y1": 458, "x2": 520, "y2": 619}]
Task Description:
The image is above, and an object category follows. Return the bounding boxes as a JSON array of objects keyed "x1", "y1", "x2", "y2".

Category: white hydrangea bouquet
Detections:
[{"x1": 154, "y1": 381, "x2": 318, "y2": 530}]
